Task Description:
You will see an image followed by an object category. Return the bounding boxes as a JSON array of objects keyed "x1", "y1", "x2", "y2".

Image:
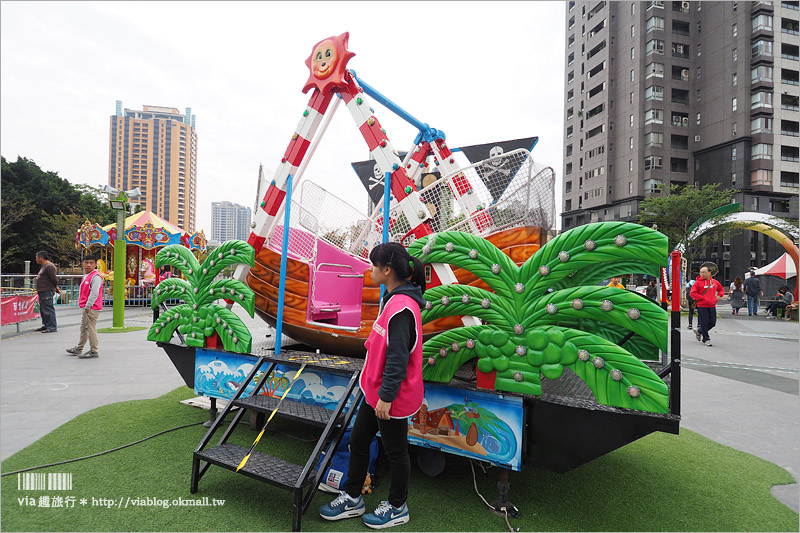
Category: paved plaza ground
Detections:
[{"x1": 1, "y1": 301, "x2": 798, "y2": 513}]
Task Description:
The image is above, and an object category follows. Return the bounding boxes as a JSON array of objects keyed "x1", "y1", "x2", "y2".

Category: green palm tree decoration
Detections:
[
  {"x1": 147, "y1": 240, "x2": 256, "y2": 353},
  {"x1": 409, "y1": 222, "x2": 671, "y2": 414}
]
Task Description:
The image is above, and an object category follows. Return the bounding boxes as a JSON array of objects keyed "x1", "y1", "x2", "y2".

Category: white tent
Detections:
[{"x1": 752, "y1": 252, "x2": 797, "y2": 279}]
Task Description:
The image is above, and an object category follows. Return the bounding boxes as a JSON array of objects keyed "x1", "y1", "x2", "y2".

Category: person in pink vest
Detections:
[
  {"x1": 319, "y1": 242, "x2": 426, "y2": 529},
  {"x1": 66, "y1": 254, "x2": 104, "y2": 358}
]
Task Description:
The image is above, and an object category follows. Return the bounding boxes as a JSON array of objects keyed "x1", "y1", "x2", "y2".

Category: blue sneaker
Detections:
[
  {"x1": 318, "y1": 491, "x2": 364, "y2": 521},
  {"x1": 363, "y1": 501, "x2": 409, "y2": 529}
]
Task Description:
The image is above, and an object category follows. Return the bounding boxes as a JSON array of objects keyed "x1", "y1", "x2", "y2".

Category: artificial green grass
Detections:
[{"x1": 2, "y1": 387, "x2": 797, "y2": 532}]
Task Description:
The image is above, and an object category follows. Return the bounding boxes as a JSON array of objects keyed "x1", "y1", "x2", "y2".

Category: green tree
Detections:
[
  {"x1": 637, "y1": 184, "x2": 739, "y2": 277},
  {"x1": 40, "y1": 212, "x2": 84, "y2": 268},
  {"x1": 410, "y1": 223, "x2": 671, "y2": 414},
  {"x1": 1, "y1": 156, "x2": 116, "y2": 271},
  {"x1": 148, "y1": 240, "x2": 255, "y2": 352}
]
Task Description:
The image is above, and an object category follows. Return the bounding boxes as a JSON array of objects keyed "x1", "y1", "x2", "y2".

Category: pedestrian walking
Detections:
[
  {"x1": 65, "y1": 254, "x2": 104, "y2": 358},
  {"x1": 318, "y1": 242, "x2": 425, "y2": 529},
  {"x1": 685, "y1": 278, "x2": 696, "y2": 330},
  {"x1": 689, "y1": 266, "x2": 725, "y2": 346},
  {"x1": 645, "y1": 279, "x2": 658, "y2": 301},
  {"x1": 34, "y1": 251, "x2": 61, "y2": 333},
  {"x1": 765, "y1": 286, "x2": 794, "y2": 319},
  {"x1": 743, "y1": 271, "x2": 764, "y2": 316},
  {"x1": 728, "y1": 277, "x2": 745, "y2": 315}
]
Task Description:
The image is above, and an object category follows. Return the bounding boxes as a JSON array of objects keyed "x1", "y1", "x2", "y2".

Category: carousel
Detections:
[{"x1": 76, "y1": 211, "x2": 206, "y2": 300}]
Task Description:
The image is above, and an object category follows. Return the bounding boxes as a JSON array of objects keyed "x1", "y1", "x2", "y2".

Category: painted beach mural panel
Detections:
[{"x1": 194, "y1": 349, "x2": 524, "y2": 470}]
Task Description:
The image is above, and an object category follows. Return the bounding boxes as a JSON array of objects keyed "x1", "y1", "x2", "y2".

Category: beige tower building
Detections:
[{"x1": 108, "y1": 101, "x2": 198, "y2": 231}]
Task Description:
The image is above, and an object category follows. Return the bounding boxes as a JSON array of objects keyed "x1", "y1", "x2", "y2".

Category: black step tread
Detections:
[
  {"x1": 232, "y1": 394, "x2": 341, "y2": 425},
  {"x1": 196, "y1": 443, "x2": 313, "y2": 488}
]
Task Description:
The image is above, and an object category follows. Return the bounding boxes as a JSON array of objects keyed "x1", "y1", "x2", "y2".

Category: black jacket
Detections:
[
  {"x1": 377, "y1": 283, "x2": 426, "y2": 403},
  {"x1": 743, "y1": 276, "x2": 762, "y2": 297}
]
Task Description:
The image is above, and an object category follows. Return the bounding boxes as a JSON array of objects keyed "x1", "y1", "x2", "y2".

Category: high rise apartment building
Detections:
[
  {"x1": 109, "y1": 102, "x2": 198, "y2": 231},
  {"x1": 562, "y1": 0, "x2": 799, "y2": 283},
  {"x1": 211, "y1": 201, "x2": 252, "y2": 244}
]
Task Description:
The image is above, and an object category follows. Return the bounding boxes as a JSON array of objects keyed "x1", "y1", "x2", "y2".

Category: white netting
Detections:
[
  {"x1": 361, "y1": 148, "x2": 556, "y2": 247},
  {"x1": 265, "y1": 150, "x2": 555, "y2": 260}
]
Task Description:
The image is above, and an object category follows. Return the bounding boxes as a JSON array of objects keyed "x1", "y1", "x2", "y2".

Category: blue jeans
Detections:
[
  {"x1": 697, "y1": 307, "x2": 716, "y2": 342},
  {"x1": 38, "y1": 290, "x2": 57, "y2": 331},
  {"x1": 766, "y1": 301, "x2": 787, "y2": 317},
  {"x1": 746, "y1": 295, "x2": 759, "y2": 315}
]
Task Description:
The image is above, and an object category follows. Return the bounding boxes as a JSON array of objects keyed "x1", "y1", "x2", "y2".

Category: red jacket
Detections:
[{"x1": 690, "y1": 275, "x2": 724, "y2": 308}]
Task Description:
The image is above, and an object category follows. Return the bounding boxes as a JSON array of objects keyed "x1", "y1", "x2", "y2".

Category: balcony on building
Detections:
[
  {"x1": 751, "y1": 39, "x2": 774, "y2": 65},
  {"x1": 671, "y1": 64, "x2": 690, "y2": 81},
  {"x1": 781, "y1": 17, "x2": 799, "y2": 35},
  {"x1": 587, "y1": 1, "x2": 606, "y2": 20},
  {"x1": 782, "y1": 94, "x2": 800, "y2": 111},
  {"x1": 671, "y1": 1, "x2": 690, "y2": 14},
  {"x1": 781, "y1": 67, "x2": 800, "y2": 86},
  {"x1": 781, "y1": 119, "x2": 800, "y2": 137},
  {"x1": 781, "y1": 170, "x2": 800, "y2": 188},
  {"x1": 751, "y1": 13, "x2": 774, "y2": 39},
  {"x1": 671, "y1": 87, "x2": 690, "y2": 105},
  {"x1": 782, "y1": 43, "x2": 800, "y2": 61},
  {"x1": 753, "y1": 0, "x2": 775, "y2": 14}
]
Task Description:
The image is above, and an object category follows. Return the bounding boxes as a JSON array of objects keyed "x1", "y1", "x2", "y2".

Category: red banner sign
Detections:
[{"x1": 1, "y1": 294, "x2": 41, "y2": 325}]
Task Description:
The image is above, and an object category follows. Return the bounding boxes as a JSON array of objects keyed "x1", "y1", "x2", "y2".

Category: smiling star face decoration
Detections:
[{"x1": 302, "y1": 32, "x2": 356, "y2": 95}]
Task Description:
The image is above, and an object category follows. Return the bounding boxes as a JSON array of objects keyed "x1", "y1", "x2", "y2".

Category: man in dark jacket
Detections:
[
  {"x1": 743, "y1": 271, "x2": 763, "y2": 316},
  {"x1": 34, "y1": 251, "x2": 61, "y2": 333}
]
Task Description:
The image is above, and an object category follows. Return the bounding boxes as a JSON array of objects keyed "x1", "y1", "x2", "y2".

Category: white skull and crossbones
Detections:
[
  {"x1": 369, "y1": 163, "x2": 384, "y2": 190},
  {"x1": 485, "y1": 146, "x2": 510, "y2": 178}
]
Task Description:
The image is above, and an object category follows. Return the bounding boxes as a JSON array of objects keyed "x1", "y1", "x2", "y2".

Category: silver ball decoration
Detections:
[
  {"x1": 468, "y1": 249, "x2": 478, "y2": 259},
  {"x1": 193, "y1": 288, "x2": 199, "y2": 294},
  {"x1": 615, "y1": 235, "x2": 628, "y2": 247},
  {"x1": 203, "y1": 268, "x2": 208, "y2": 274},
  {"x1": 181, "y1": 287, "x2": 186, "y2": 293},
  {"x1": 627, "y1": 386, "x2": 641, "y2": 398},
  {"x1": 578, "y1": 349, "x2": 590, "y2": 361},
  {"x1": 210, "y1": 260, "x2": 216, "y2": 267},
  {"x1": 218, "y1": 252, "x2": 224, "y2": 259},
  {"x1": 539, "y1": 265, "x2": 550, "y2": 276},
  {"x1": 546, "y1": 303, "x2": 558, "y2": 314},
  {"x1": 515, "y1": 283, "x2": 525, "y2": 294},
  {"x1": 422, "y1": 245, "x2": 431, "y2": 256},
  {"x1": 191, "y1": 332, "x2": 197, "y2": 338},
  {"x1": 216, "y1": 317, "x2": 222, "y2": 324},
  {"x1": 221, "y1": 287, "x2": 227, "y2": 293},
  {"x1": 627, "y1": 308, "x2": 641, "y2": 320},
  {"x1": 193, "y1": 304, "x2": 198, "y2": 309},
  {"x1": 592, "y1": 357, "x2": 605, "y2": 369},
  {"x1": 188, "y1": 269, "x2": 193, "y2": 274},
  {"x1": 193, "y1": 316, "x2": 198, "y2": 323},
  {"x1": 441, "y1": 296, "x2": 450, "y2": 306},
  {"x1": 572, "y1": 298, "x2": 584, "y2": 310},
  {"x1": 515, "y1": 345, "x2": 527, "y2": 356},
  {"x1": 439, "y1": 347, "x2": 448, "y2": 357},
  {"x1": 558, "y1": 251, "x2": 570, "y2": 262},
  {"x1": 425, "y1": 301, "x2": 433, "y2": 310},
  {"x1": 209, "y1": 288, "x2": 215, "y2": 295},
  {"x1": 427, "y1": 357, "x2": 436, "y2": 366},
  {"x1": 584, "y1": 239, "x2": 596, "y2": 251},
  {"x1": 481, "y1": 298, "x2": 491, "y2": 309},
  {"x1": 230, "y1": 249, "x2": 236, "y2": 255},
  {"x1": 451, "y1": 342, "x2": 461, "y2": 352},
  {"x1": 233, "y1": 337, "x2": 239, "y2": 344},
  {"x1": 514, "y1": 324, "x2": 524, "y2": 335},
  {"x1": 155, "y1": 328, "x2": 161, "y2": 333},
  {"x1": 466, "y1": 339, "x2": 475, "y2": 349},
  {"x1": 461, "y1": 294, "x2": 471, "y2": 304},
  {"x1": 230, "y1": 289, "x2": 236, "y2": 295},
  {"x1": 601, "y1": 299, "x2": 614, "y2": 311},
  {"x1": 491, "y1": 264, "x2": 501, "y2": 274},
  {"x1": 513, "y1": 372, "x2": 524, "y2": 382},
  {"x1": 610, "y1": 369, "x2": 623, "y2": 381},
  {"x1": 166, "y1": 316, "x2": 172, "y2": 322},
  {"x1": 445, "y1": 242, "x2": 454, "y2": 252}
]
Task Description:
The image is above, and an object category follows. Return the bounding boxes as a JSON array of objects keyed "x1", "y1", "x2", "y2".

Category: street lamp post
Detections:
[{"x1": 104, "y1": 186, "x2": 140, "y2": 330}]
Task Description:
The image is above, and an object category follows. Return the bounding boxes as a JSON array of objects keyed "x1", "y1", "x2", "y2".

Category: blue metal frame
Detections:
[{"x1": 275, "y1": 174, "x2": 294, "y2": 355}]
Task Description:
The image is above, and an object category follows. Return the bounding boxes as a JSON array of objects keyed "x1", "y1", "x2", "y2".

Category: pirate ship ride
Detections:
[{"x1": 150, "y1": 34, "x2": 682, "y2": 531}]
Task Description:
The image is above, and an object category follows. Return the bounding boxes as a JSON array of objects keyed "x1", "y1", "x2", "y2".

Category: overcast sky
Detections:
[{"x1": 1, "y1": 1, "x2": 565, "y2": 236}]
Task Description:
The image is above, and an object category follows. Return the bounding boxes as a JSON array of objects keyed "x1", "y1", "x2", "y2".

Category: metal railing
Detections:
[{"x1": 0, "y1": 274, "x2": 156, "y2": 307}]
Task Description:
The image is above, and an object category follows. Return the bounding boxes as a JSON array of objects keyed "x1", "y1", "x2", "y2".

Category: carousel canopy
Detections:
[{"x1": 76, "y1": 211, "x2": 206, "y2": 251}]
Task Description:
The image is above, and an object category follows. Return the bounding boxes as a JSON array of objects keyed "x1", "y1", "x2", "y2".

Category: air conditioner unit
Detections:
[
  {"x1": 711, "y1": 252, "x2": 719, "y2": 259},
  {"x1": 676, "y1": 44, "x2": 684, "y2": 53},
  {"x1": 682, "y1": 69, "x2": 690, "y2": 77},
  {"x1": 723, "y1": 252, "x2": 731, "y2": 260},
  {"x1": 694, "y1": 135, "x2": 701, "y2": 142},
  {"x1": 682, "y1": 1, "x2": 690, "y2": 9},
  {"x1": 761, "y1": 252, "x2": 768, "y2": 260},
  {"x1": 682, "y1": 117, "x2": 689, "y2": 125}
]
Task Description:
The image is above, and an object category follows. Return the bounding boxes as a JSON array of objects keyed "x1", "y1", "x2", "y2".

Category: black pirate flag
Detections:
[
  {"x1": 351, "y1": 152, "x2": 408, "y2": 206},
  {"x1": 459, "y1": 137, "x2": 538, "y2": 202}
]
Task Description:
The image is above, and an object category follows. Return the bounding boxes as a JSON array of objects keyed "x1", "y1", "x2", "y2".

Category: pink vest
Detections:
[
  {"x1": 361, "y1": 293, "x2": 424, "y2": 418},
  {"x1": 79, "y1": 269, "x2": 103, "y2": 310}
]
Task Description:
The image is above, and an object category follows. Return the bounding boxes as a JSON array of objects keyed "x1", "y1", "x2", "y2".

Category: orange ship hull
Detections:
[{"x1": 247, "y1": 226, "x2": 545, "y2": 358}]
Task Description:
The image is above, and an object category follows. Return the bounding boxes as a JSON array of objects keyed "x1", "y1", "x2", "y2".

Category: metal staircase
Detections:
[{"x1": 191, "y1": 355, "x2": 362, "y2": 531}]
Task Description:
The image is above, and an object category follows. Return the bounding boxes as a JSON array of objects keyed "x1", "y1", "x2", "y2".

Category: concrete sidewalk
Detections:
[{"x1": 1, "y1": 301, "x2": 798, "y2": 513}]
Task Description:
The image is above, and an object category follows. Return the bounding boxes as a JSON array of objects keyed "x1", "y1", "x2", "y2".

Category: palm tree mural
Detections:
[
  {"x1": 147, "y1": 240, "x2": 256, "y2": 353},
  {"x1": 409, "y1": 222, "x2": 671, "y2": 414}
]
